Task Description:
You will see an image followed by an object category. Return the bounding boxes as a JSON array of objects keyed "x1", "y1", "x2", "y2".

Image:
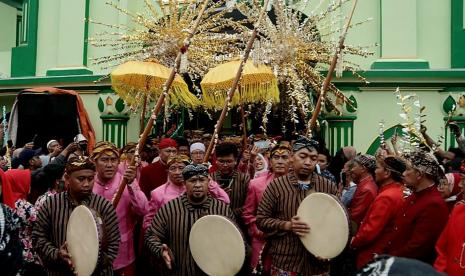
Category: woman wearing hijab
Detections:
[{"x1": 253, "y1": 153, "x2": 268, "y2": 179}]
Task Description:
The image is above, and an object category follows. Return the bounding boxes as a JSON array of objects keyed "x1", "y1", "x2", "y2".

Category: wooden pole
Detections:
[
  {"x1": 203, "y1": 0, "x2": 271, "y2": 163},
  {"x1": 305, "y1": 0, "x2": 358, "y2": 137},
  {"x1": 239, "y1": 88, "x2": 248, "y2": 150},
  {"x1": 140, "y1": 94, "x2": 148, "y2": 134},
  {"x1": 113, "y1": 0, "x2": 211, "y2": 207}
]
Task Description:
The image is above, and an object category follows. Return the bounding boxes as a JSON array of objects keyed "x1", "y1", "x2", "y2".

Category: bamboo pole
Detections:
[
  {"x1": 239, "y1": 88, "x2": 248, "y2": 150},
  {"x1": 305, "y1": 0, "x2": 358, "y2": 137},
  {"x1": 203, "y1": 0, "x2": 271, "y2": 163},
  {"x1": 140, "y1": 94, "x2": 148, "y2": 134},
  {"x1": 113, "y1": 0, "x2": 211, "y2": 207}
]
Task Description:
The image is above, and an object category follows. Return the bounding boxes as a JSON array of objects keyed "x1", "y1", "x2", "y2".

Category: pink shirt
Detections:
[
  {"x1": 243, "y1": 172, "x2": 275, "y2": 238},
  {"x1": 117, "y1": 160, "x2": 148, "y2": 182},
  {"x1": 142, "y1": 178, "x2": 230, "y2": 230},
  {"x1": 242, "y1": 172, "x2": 275, "y2": 268},
  {"x1": 93, "y1": 172, "x2": 148, "y2": 270}
]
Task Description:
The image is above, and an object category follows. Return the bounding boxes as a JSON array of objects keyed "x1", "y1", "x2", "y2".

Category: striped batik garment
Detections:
[
  {"x1": 32, "y1": 192, "x2": 120, "y2": 276},
  {"x1": 210, "y1": 171, "x2": 250, "y2": 220},
  {"x1": 145, "y1": 194, "x2": 235, "y2": 276},
  {"x1": 256, "y1": 172, "x2": 339, "y2": 275}
]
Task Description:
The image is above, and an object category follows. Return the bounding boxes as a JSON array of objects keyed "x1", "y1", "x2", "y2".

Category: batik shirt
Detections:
[
  {"x1": 35, "y1": 190, "x2": 58, "y2": 212},
  {"x1": 0, "y1": 203, "x2": 22, "y2": 276},
  {"x1": 14, "y1": 199, "x2": 40, "y2": 264}
]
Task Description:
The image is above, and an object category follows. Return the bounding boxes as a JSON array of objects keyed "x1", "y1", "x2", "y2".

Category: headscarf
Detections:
[
  {"x1": 254, "y1": 153, "x2": 269, "y2": 178},
  {"x1": 354, "y1": 154, "x2": 377, "y2": 173},
  {"x1": 3, "y1": 169, "x2": 31, "y2": 208},
  {"x1": 74, "y1": 134, "x2": 87, "y2": 143},
  {"x1": 445, "y1": 173, "x2": 461, "y2": 195},
  {"x1": 359, "y1": 255, "x2": 443, "y2": 276},
  {"x1": 120, "y1": 142, "x2": 137, "y2": 161},
  {"x1": 271, "y1": 143, "x2": 292, "y2": 157},
  {"x1": 158, "y1": 138, "x2": 178, "y2": 150},
  {"x1": 190, "y1": 142, "x2": 206, "y2": 153},
  {"x1": 292, "y1": 137, "x2": 319, "y2": 152},
  {"x1": 167, "y1": 155, "x2": 190, "y2": 167},
  {"x1": 182, "y1": 164, "x2": 209, "y2": 181},
  {"x1": 91, "y1": 141, "x2": 119, "y2": 160},
  {"x1": 0, "y1": 170, "x2": 12, "y2": 206},
  {"x1": 379, "y1": 156, "x2": 406, "y2": 179},
  {"x1": 65, "y1": 156, "x2": 96, "y2": 174},
  {"x1": 403, "y1": 150, "x2": 442, "y2": 177}
]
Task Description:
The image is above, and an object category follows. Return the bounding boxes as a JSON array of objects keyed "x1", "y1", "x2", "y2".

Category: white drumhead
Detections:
[
  {"x1": 66, "y1": 205, "x2": 99, "y2": 276},
  {"x1": 189, "y1": 215, "x2": 245, "y2": 276},
  {"x1": 297, "y1": 193, "x2": 349, "y2": 259}
]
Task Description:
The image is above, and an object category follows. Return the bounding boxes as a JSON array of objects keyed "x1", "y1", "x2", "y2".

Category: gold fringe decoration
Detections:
[
  {"x1": 111, "y1": 61, "x2": 201, "y2": 109},
  {"x1": 201, "y1": 60, "x2": 280, "y2": 110}
]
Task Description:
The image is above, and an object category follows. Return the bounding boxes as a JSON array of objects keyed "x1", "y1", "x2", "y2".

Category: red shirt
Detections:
[
  {"x1": 434, "y1": 203, "x2": 465, "y2": 276},
  {"x1": 351, "y1": 182, "x2": 404, "y2": 268},
  {"x1": 139, "y1": 160, "x2": 168, "y2": 199},
  {"x1": 349, "y1": 175, "x2": 378, "y2": 226},
  {"x1": 386, "y1": 185, "x2": 449, "y2": 264}
]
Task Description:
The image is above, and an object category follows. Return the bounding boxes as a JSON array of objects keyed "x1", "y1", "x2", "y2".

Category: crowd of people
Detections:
[{"x1": 0, "y1": 124, "x2": 464, "y2": 276}]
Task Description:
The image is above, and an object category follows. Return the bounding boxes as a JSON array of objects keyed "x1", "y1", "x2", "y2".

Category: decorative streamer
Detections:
[{"x1": 2, "y1": 106, "x2": 11, "y2": 169}]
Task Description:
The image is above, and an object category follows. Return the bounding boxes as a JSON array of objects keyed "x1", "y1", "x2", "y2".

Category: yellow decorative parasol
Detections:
[
  {"x1": 201, "y1": 60, "x2": 280, "y2": 110},
  {"x1": 110, "y1": 60, "x2": 201, "y2": 110}
]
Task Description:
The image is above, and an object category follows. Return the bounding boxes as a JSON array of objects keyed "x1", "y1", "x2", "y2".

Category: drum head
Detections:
[
  {"x1": 189, "y1": 215, "x2": 245, "y2": 276},
  {"x1": 66, "y1": 205, "x2": 99, "y2": 276},
  {"x1": 297, "y1": 193, "x2": 349, "y2": 259}
]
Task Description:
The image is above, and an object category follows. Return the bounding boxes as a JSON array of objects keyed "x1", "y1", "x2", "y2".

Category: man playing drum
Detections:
[
  {"x1": 32, "y1": 156, "x2": 120, "y2": 276},
  {"x1": 143, "y1": 154, "x2": 229, "y2": 230},
  {"x1": 256, "y1": 137, "x2": 338, "y2": 275},
  {"x1": 145, "y1": 164, "x2": 235, "y2": 275},
  {"x1": 91, "y1": 142, "x2": 148, "y2": 275},
  {"x1": 242, "y1": 142, "x2": 292, "y2": 270}
]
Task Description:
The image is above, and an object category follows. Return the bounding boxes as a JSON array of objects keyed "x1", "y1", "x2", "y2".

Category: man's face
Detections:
[
  {"x1": 292, "y1": 148, "x2": 318, "y2": 178},
  {"x1": 459, "y1": 174, "x2": 465, "y2": 196},
  {"x1": 374, "y1": 161, "x2": 389, "y2": 184},
  {"x1": 65, "y1": 169, "x2": 95, "y2": 199},
  {"x1": 402, "y1": 163, "x2": 420, "y2": 190},
  {"x1": 178, "y1": 146, "x2": 189, "y2": 157},
  {"x1": 95, "y1": 152, "x2": 119, "y2": 181},
  {"x1": 270, "y1": 151, "x2": 291, "y2": 175},
  {"x1": 30, "y1": 156, "x2": 42, "y2": 169},
  {"x1": 317, "y1": 154, "x2": 329, "y2": 171},
  {"x1": 168, "y1": 161, "x2": 186, "y2": 185},
  {"x1": 125, "y1": 148, "x2": 136, "y2": 162},
  {"x1": 342, "y1": 162, "x2": 353, "y2": 185},
  {"x1": 350, "y1": 161, "x2": 366, "y2": 183},
  {"x1": 159, "y1": 147, "x2": 177, "y2": 163},
  {"x1": 48, "y1": 141, "x2": 61, "y2": 154},
  {"x1": 191, "y1": 150, "x2": 205, "y2": 164},
  {"x1": 0, "y1": 156, "x2": 6, "y2": 167},
  {"x1": 216, "y1": 154, "x2": 236, "y2": 175},
  {"x1": 185, "y1": 175, "x2": 209, "y2": 203},
  {"x1": 78, "y1": 141, "x2": 88, "y2": 152}
]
